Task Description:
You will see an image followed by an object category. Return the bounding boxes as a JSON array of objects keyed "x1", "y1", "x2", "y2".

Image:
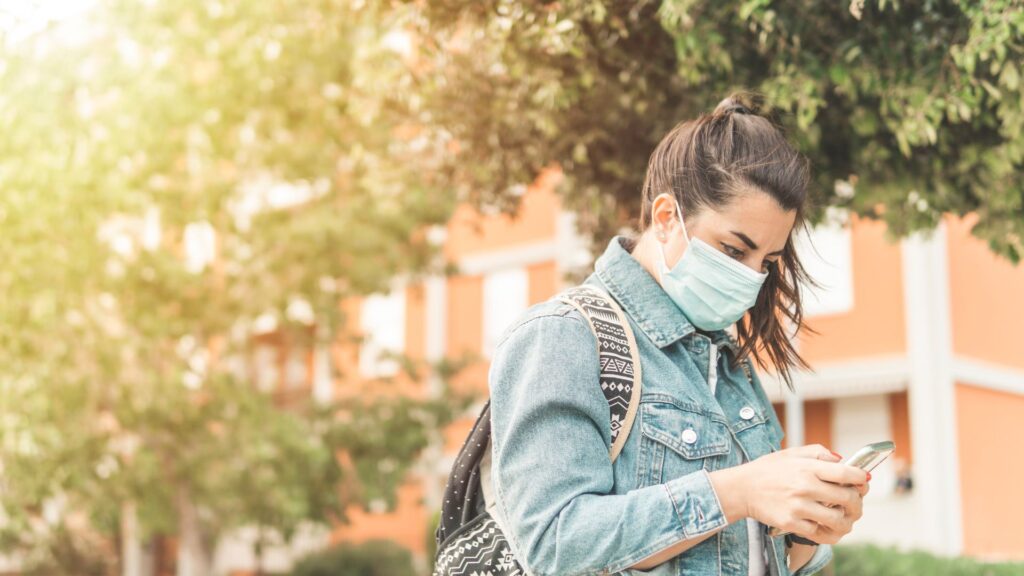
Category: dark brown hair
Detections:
[{"x1": 638, "y1": 92, "x2": 817, "y2": 392}]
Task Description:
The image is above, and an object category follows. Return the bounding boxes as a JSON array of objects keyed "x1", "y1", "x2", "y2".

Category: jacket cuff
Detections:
[
  {"x1": 664, "y1": 468, "x2": 729, "y2": 538},
  {"x1": 791, "y1": 542, "x2": 833, "y2": 576}
]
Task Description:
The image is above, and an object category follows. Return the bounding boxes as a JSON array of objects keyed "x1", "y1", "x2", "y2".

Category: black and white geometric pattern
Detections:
[
  {"x1": 558, "y1": 285, "x2": 641, "y2": 452},
  {"x1": 432, "y1": 285, "x2": 640, "y2": 576},
  {"x1": 432, "y1": 515, "x2": 525, "y2": 576}
]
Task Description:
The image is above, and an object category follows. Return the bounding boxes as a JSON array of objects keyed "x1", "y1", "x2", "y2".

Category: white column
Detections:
[
  {"x1": 420, "y1": 275, "x2": 448, "y2": 513},
  {"x1": 424, "y1": 275, "x2": 447, "y2": 397},
  {"x1": 785, "y1": 318, "x2": 806, "y2": 448},
  {"x1": 784, "y1": 388, "x2": 805, "y2": 448},
  {"x1": 556, "y1": 211, "x2": 593, "y2": 288},
  {"x1": 901, "y1": 222, "x2": 962, "y2": 555},
  {"x1": 312, "y1": 322, "x2": 333, "y2": 404}
]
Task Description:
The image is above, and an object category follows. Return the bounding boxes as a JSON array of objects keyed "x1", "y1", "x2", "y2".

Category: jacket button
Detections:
[
  {"x1": 682, "y1": 429, "x2": 698, "y2": 444},
  {"x1": 740, "y1": 406, "x2": 756, "y2": 420}
]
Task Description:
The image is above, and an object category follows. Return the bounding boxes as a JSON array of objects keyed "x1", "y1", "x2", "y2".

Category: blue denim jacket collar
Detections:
[{"x1": 590, "y1": 234, "x2": 739, "y2": 353}]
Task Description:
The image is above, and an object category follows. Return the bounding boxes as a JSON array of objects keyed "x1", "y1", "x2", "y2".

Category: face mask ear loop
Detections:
[
  {"x1": 674, "y1": 201, "x2": 692, "y2": 249},
  {"x1": 658, "y1": 199, "x2": 689, "y2": 284}
]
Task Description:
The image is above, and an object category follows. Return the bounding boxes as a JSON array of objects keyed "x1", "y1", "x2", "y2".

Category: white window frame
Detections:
[
  {"x1": 359, "y1": 288, "x2": 406, "y2": 378},
  {"x1": 795, "y1": 214, "x2": 855, "y2": 318},
  {"x1": 482, "y1": 267, "x2": 530, "y2": 358},
  {"x1": 252, "y1": 343, "x2": 280, "y2": 393}
]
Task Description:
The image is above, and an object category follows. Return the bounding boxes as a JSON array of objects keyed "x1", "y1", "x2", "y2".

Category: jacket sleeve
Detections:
[
  {"x1": 488, "y1": 310, "x2": 729, "y2": 576},
  {"x1": 791, "y1": 543, "x2": 833, "y2": 576}
]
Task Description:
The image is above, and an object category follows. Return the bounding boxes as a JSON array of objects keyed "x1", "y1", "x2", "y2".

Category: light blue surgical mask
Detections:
[{"x1": 656, "y1": 203, "x2": 768, "y2": 330}]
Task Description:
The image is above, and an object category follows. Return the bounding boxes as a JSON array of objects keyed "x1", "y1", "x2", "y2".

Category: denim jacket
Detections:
[{"x1": 486, "y1": 235, "x2": 834, "y2": 576}]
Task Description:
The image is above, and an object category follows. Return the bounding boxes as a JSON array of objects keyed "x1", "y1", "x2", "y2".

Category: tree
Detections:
[
  {"x1": 408, "y1": 0, "x2": 1024, "y2": 262},
  {"x1": 0, "y1": 1, "x2": 467, "y2": 574}
]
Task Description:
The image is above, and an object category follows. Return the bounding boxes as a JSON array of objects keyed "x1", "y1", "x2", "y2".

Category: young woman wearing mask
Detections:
[{"x1": 485, "y1": 94, "x2": 870, "y2": 576}]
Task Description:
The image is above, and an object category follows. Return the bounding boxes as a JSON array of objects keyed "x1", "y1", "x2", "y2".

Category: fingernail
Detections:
[
  {"x1": 830, "y1": 451, "x2": 842, "y2": 459},
  {"x1": 866, "y1": 471, "x2": 872, "y2": 481}
]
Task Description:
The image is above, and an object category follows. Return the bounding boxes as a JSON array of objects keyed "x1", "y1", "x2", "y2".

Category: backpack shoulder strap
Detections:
[{"x1": 558, "y1": 284, "x2": 642, "y2": 463}]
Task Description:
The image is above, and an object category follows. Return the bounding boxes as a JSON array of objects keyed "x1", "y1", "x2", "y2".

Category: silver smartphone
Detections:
[
  {"x1": 767, "y1": 440, "x2": 896, "y2": 538},
  {"x1": 841, "y1": 440, "x2": 896, "y2": 472}
]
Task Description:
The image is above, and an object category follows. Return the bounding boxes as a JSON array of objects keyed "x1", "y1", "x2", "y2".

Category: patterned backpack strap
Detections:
[{"x1": 558, "y1": 284, "x2": 642, "y2": 463}]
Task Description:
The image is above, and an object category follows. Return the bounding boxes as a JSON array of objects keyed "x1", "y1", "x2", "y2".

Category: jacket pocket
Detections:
[{"x1": 636, "y1": 394, "x2": 732, "y2": 486}]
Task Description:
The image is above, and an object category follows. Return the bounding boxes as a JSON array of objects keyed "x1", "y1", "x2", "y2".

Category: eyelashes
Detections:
[
  {"x1": 720, "y1": 243, "x2": 744, "y2": 259},
  {"x1": 720, "y1": 243, "x2": 777, "y2": 272}
]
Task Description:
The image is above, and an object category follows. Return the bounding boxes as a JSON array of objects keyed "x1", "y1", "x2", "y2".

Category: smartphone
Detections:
[
  {"x1": 767, "y1": 441, "x2": 895, "y2": 538},
  {"x1": 841, "y1": 440, "x2": 896, "y2": 472}
]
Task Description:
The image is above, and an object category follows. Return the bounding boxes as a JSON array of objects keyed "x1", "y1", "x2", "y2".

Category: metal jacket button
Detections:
[
  {"x1": 682, "y1": 429, "x2": 698, "y2": 444},
  {"x1": 740, "y1": 406, "x2": 756, "y2": 420}
]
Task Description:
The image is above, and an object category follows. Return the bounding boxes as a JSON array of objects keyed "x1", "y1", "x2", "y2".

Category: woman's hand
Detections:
[
  {"x1": 708, "y1": 444, "x2": 870, "y2": 573},
  {"x1": 743, "y1": 444, "x2": 869, "y2": 544}
]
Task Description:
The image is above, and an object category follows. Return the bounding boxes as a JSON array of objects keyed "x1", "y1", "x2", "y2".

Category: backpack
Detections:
[{"x1": 432, "y1": 285, "x2": 643, "y2": 576}]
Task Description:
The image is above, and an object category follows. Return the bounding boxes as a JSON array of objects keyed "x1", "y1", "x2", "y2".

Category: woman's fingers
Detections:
[
  {"x1": 813, "y1": 460, "x2": 869, "y2": 485},
  {"x1": 807, "y1": 482, "x2": 861, "y2": 514},
  {"x1": 855, "y1": 480, "x2": 870, "y2": 497},
  {"x1": 787, "y1": 517, "x2": 822, "y2": 540},
  {"x1": 788, "y1": 443, "x2": 836, "y2": 461},
  {"x1": 815, "y1": 450, "x2": 842, "y2": 462},
  {"x1": 798, "y1": 500, "x2": 850, "y2": 534},
  {"x1": 804, "y1": 523, "x2": 842, "y2": 545}
]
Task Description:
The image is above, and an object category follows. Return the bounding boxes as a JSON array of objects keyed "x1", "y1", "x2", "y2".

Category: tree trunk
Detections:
[
  {"x1": 253, "y1": 526, "x2": 264, "y2": 576},
  {"x1": 176, "y1": 486, "x2": 211, "y2": 576},
  {"x1": 121, "y1": 500, "x2": 142, "y2": 576}
]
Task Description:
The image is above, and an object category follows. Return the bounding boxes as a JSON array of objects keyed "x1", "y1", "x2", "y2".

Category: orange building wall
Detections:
[
  {"x1": 443, "y1": 169, "x2": 562, "y2": 261},
  {"x1": 331, "y1": 478, "x2": 430, "y2": 557},
  {"x1": 770, "y1": 399, "x2": 832, "y2": 450},
  {"x1": 528, "y1": 260, "x2": 559, "y2": 304},
  {"x1": 888, "y1": 390, "x2": 913, "y2": 466},
  {"x1": 804, "y1": 399, "x2": 833, "y2": 451},
  {"x1": 947, "y1": 214, "x2": 1024, "y2": 372},
  {"x1": 406, "y1": 284, "x2": 427, "y2": 362},
  {"x1": 799, "y1": 217, "x2": 907, "y2": 363},
  {"x1": 329, "y1": 197, "x2": 1024, "y2": 565},
  {"x1": 955, "y1": 383, "x2": 1024, "y2": 560},
  {"x1": 446, "y1": 275, "x2": 484, "y2": 358}
]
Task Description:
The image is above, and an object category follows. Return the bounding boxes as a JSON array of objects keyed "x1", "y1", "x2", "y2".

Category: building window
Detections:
[
  {"x1": 252, "y1": 342, "x2": 279, "y2": 393},
  {"x1": 283, "y1": 345, "x2": 309, "y2": 390},
  {"x1": 794, "y1": 216, "x2": 854, "y2": 317},
  {"x1": 831, "y1": 394, "x2": 895, "y2": 498},
  {"x1": 482, "y1": 267, "x2": 529, "y2": 357},
  {"x1": 359, "y1": 289, "x2": 406, "y2": 378}
]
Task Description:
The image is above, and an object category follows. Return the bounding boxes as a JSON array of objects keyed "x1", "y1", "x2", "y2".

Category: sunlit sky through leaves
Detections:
[{"x1": 0, "y1": 0, "x2": 96, "y2": 44}]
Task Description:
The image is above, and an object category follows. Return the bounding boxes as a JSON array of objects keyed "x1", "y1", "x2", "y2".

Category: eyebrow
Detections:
[{"x1": 730, "y1": 231, "x2": 785, "y2": 255}]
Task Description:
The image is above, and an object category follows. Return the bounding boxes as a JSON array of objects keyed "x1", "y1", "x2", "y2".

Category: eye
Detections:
[{"x1": 721, "y1": 243, "x2": 744, "y2": 259}]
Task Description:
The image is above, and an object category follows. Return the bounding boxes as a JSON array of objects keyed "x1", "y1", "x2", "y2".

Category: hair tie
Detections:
[{"x1": 727, "y1": 103, "x2": 752, "y2": 115}]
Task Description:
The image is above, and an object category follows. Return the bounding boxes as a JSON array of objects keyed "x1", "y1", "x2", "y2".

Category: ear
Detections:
[{"x1": 651, "y1": 193, "x2": 681, "y2": 242}]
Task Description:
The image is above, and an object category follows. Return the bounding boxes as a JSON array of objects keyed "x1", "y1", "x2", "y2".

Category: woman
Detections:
[{"x1": 485, "y1": 94, "x2": 871, "y2": 576}]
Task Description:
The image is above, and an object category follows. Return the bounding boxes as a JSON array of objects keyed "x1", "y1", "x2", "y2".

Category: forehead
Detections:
[{"x1": 697, "y1": 188, "x2": 796, "y2": 247}]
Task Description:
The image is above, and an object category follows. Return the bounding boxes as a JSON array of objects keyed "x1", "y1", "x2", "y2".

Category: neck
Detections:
[{"x1": 630, "y1": 231, "x2": 666, "y2": 289}]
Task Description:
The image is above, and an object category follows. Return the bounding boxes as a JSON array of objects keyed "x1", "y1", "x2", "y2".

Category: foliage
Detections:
[
  {"x1": 426, "y1": 508, "x2": 441, "y2": 569},
  {"x1": 4, "y1": 0, "x2": 1022, "y2": 571},
  {"x1": 833, "y1": 543, "x2": 1024, "y2": 575},
  {"x1": 409, "y1": 0, "x2": 1024, "y2": 261},
  {"x1": 0, "y1": 0, "x2": 463, "y2": 569},
  {"x1": 290, "y1": 539, "x2": 417, "y2": 576}
]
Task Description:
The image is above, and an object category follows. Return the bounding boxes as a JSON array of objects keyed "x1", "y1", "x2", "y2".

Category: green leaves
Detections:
[
  {"x1": 412, "y1": 0, "x2": 1024, "y2": 263},
  {"x1": 0, "y1": 0, "x2": 462, "y2": 567}
]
